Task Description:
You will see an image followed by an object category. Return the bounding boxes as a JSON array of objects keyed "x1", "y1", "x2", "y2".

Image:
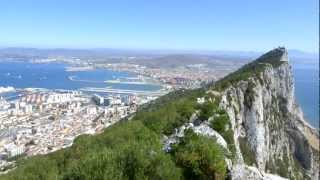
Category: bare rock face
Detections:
[
  {"x1": 218, "y1": 48, "x2": 319, "y2": 180},
  {"x1": 161, "y1": 48, "x2": 318, "y2": 180}
]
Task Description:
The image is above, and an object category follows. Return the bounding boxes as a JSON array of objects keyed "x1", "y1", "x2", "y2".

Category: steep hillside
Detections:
[
  {"x1": 215, "y1": 47, "x2": 319, "y2": 179},
  {"x1": 1, "y1": 48, "x2": 318, "y2": 180}
]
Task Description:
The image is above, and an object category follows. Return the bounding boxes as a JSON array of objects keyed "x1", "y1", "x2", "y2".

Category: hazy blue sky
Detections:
[{"x1": 0, "y1": 0, "x2": 318, "y2": 52}]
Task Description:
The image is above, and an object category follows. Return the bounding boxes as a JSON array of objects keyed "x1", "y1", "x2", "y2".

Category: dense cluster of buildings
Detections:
[
  {"x1": 0, "y1": 57, "x2": 238, "y2": 172},
  {"x1": 100, "y1": 63, "x2": 219, "y2": 89},
  {"x1": 0, "y1": 90, "x2": 153, "y2": 171}
]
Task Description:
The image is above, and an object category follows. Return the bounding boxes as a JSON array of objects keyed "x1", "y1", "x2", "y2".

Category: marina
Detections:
[
  {"x1": 0, "y1": 61, "x2": 163, "y2": 95},
  {"x1": 79, "y1": 87, "x2": 167, "y2": 96}
]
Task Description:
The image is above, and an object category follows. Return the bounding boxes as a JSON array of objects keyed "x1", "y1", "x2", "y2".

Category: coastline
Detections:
[
  {"x1": 1, "y1": 59, "x2": 317, "y2": 128},
  {"x1": 65, "y1": 66, "x2": 95, "y2": 72},
  {"x1": 0, "y1": 60, "x2": 168, "y2": 99}
]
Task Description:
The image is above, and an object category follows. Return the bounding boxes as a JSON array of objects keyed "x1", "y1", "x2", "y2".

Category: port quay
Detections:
[{"x1": 79, "y1": 87, "x2": 168, "y2": 96}]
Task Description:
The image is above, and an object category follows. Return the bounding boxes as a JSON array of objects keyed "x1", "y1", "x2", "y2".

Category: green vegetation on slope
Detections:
[
  {"x1": 134, "y1": 89, "x2": 203, "y2": 135},
  {"x1": 211, "y1": 47, "x2": 286, "y2": 91},
  {"x1": 135, "y1": 97, "x2": 196, "y2": 135},
  {"x1": 208, "y1": 108, "x2": 236, "y2": 161},
  {"x1": 3, "y1": 120, "x2": 182, "y2": 180},
  {"x1": 198, "y1": 100, "x2": 219, "y2": 121},
  {"x1": 238, "y1": 137, "x2": 257, "y2": 166},
  {"x1": 1, "y1": 88, "x2": 232, "y2": 180},
  {"x1": 172, "y1": 130, "x2": 227, "y2": 180},
  {"x1": 1, "y1": 48, "x2": 288, "y2": 179}
]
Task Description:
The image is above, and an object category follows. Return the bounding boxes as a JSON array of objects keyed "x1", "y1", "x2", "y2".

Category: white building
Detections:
[
  {"x1": 92, "y1": 94, "x2": 104, "y2": 105},
  {"x1": 24, "y1": 104, "x2": 33, "y2": 114},
  {"x1": 86, "y1": 106, "x2": 97, "y2": 115},
  {"x1": 5, "y1": 144, "x2": 25, "y2": 158}
]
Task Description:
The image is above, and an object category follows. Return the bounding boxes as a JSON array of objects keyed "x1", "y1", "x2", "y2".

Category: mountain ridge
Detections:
[
  {"x1": 1, "y1": 47, "x2": 318, "y2": 180},
  {"x1": 0, "y1": 47, "x2": 317, "y2": 59},
  {"x1": 214, "y1": 48, "x2": 319, "y2": 179}
]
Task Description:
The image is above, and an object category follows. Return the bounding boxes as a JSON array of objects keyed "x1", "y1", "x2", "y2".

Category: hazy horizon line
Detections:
[{"x1": 0, "y1": 46, "x2": 318, "y2": 55}]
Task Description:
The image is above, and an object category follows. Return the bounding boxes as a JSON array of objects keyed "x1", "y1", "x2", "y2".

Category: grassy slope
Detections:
[
  {"x1": 0, "y1": 48, "x2": 286, "y2": 180},
  {"x1": 211, "y1": 47, "x2": 285, "y2": 91}
]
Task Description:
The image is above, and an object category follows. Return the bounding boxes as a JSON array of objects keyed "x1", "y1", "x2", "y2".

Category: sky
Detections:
[{"x1": 0, "y1": 0, "x2": 318, "y2": 53}]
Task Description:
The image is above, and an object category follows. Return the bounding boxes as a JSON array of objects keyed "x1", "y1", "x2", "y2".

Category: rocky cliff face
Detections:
[
  {"x1": 2, "y1": 48, "x2": 317, "y2": 180},
  {"x1": 218, "y1": 48, "x2": 319, "y2": 179},
  {"x1": 162, "y1": 48, "x2": 319, "y2": 179}
]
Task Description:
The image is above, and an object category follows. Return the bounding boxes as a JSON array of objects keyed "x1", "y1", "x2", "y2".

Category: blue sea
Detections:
[
  {"x1": 0, "y1": 61, "x2": 161, "y2": 93},
  {"x1": 0, "y1": 60, "x2": 318, "y2": 128},
  {"x1": 292, "y1": 63, "x2": 319, "y2": 128}
]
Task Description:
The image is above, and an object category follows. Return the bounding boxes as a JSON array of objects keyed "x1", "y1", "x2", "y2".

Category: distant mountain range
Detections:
[{"x1": 0, "y1": 47, "x2": 317, "y2": 59}]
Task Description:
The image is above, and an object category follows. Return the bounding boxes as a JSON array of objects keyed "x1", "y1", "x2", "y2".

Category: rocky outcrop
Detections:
[
  {"x1": 218, "y1": 48, "x2": 319, "y2": 180},
  {"x1": 163, "y1": 119, "x2": 228, "y2": 152},
  {"x1": 161, "y1": 48, "x2": 318, "y2": 180}
]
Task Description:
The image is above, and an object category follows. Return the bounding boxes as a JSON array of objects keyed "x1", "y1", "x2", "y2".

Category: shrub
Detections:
[
  {"x1": 198, "y1": 101, "x2": 218, "y2": 121},
  {"x1": 136, "y1": 96, "x2": 197, "y2": 135},
  {"x1": 172, "y1": 130, "x2": 227, "y2": 180},
  {"x1": 238, "y1": 137, "x2": 257, "y2": 166},
  {"x1": 210, "y1": 114, "x2": 229, "y2": 133}
]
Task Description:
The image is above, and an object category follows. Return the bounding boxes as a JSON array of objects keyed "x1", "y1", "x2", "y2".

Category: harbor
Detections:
[{"x1": 79, "y1": 87, "x2": 167, "y2": 96}]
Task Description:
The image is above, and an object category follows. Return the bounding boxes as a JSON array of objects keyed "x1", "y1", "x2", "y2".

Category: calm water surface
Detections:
[
  {"x1": 0, "y1": 60, "x2": 318, "y2": 127},
  {"x1": 293, "y1": 63, "x2": 319, "y2": 128},
  {"x1": 0, "y1": 61, "x2": 161, "y2": 92}
]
